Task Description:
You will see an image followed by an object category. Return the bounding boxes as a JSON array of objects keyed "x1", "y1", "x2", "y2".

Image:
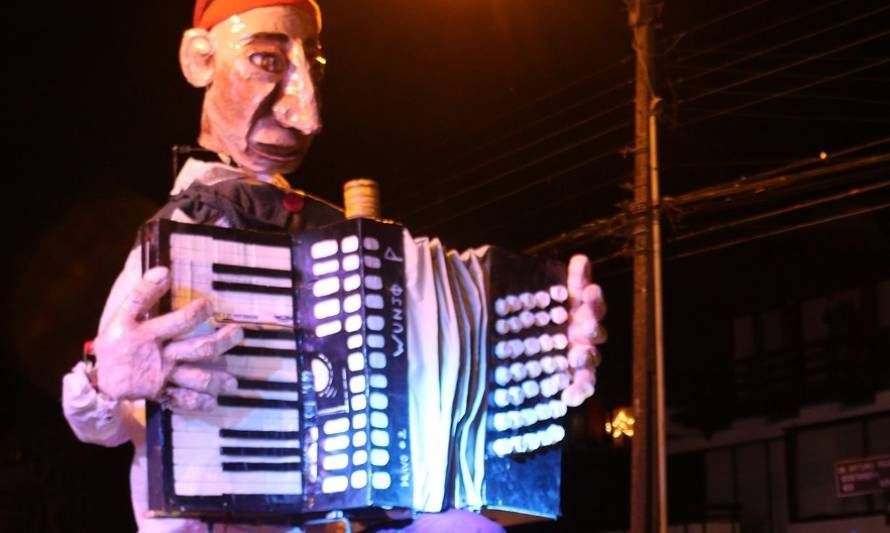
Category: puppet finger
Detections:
[
  {"x1": 162, "y1": 387, "x2": 218, "y2": 412},
  {"x1": 142, "y1": 299, "x2": 214, "y2": 341},
  {"x1": 567, "y1": 255, "x2": 592, "y2": 303},
  {"x1": 115, "y1": 267, "x2": 171, "y2": 323},
  {"x1": 168, "y1": 365, "x2": 238, "y2": 395},
  {"x1": 163, "y1": 324, "x2": 243, "y2": 363},
  {"x1": 582, "y1": 284, "x2": 607, "y2": 320}
]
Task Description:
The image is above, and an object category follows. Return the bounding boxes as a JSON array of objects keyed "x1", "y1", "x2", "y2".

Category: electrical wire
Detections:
[
  {"x1": 677, "y1": 87, "x2": 890, "y2": 108},
  {"x1": 681, "y1": 108, "x2": 890, "y2": 125}
]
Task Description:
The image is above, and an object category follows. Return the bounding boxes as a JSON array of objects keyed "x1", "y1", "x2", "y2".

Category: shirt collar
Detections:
[{"x1": 170, "y1": 158, "x2": 292, "y2": 196}]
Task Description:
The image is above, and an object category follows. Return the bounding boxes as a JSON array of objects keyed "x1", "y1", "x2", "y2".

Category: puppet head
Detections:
[{"x1": 180, "y1": 0, "x2": 324, "y2": 175}]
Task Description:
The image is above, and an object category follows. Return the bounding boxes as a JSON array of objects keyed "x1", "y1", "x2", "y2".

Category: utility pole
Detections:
[{"x1": 628, "y1": 0, "x2": 667, "y2": 531}]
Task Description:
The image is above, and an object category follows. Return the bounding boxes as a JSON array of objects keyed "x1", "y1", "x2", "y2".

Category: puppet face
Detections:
[{"x1": 184, "y1": 6, "x2": 324, "y2": 174}]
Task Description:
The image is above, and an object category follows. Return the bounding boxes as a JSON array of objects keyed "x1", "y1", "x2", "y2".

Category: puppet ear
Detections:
[{"x1": 179, "y1": 28, "x2": 215, "y2": 88}]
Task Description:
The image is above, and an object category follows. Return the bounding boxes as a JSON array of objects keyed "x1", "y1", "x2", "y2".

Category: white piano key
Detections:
[
  {"x1": 313, "y1": 277, "x2": 340, "y2": 297},
  {"x1": 353, "y1": 450, "x2": 368, "y2": 466},
  {"x1": 311, "y1": 240, "x2": 338, "y2": 259},
  {"x1": 315, "y1": 320, "x2": 342, "y2": 338},
  {"x1": 353, "y1": 413, "x2": 367, "y2": 429},
  {"x1": 509, "y1": 362, "x2": 527, "y2": 382},
  {"x1": 240, "y1": 336, "x2": 297, "y2": 351},
  {"x1": 368, "y1": 352, "x2": 387, "y2": 369},
  {"x1": 344, "y1": 274, "x2": 361, "y2": 292},
  {"x1": 369, "y1": 374, "x2": 387, "y2": 389},
  {"x1": 313, "y1": 298, "x2": 341, "y2": 320},
  {"x1": 347, "y1": 352, "x2": 365, "y2": 372},
  {"x1": 218, "y1": 437, "x2": 301, "y2": 449},
  {"x1": 173, "y1": 408, "x2": 300, "y2": 433},
  {"x1": 369, "y1": 392, "x2": 388, "y2": 410},
  {"x1": 534, "y1": 290, "x2": 551, "y2": 309},
  {"x1": 322, "y1": 435, "x2": 350, "y2": 452},
  {"x1": 175, "y1": 469, "x2": 302, "y2": 496},
  {"x1": 370, "y1": 449, "x2": 390, "y2": 466},
  {"x1": 230, "y1": 388, "x2": 299, "y2": 402},
  {"x1": 352, "y1": 430, "x2": 367, "y2": 447},
  {"x1": 550, "y1": 306, "x2": 568, "y2": 325},
  {"x1": 552, "y1": 333, "x2": 569, "y2": 350},
  {"x1": 351, "y1": 394, "x2": 367, "y2": 411},
  {"x1": 341, "y1": 235, "x2": 359, "y2": 253},
  {"x1": 363, "y1": 237, "x2": 380, "y2": 250},
  {"x1": 494, "y1": 366, "x2": 510, "y2": 386},
  {"x1": 367, "y1": 315, "x2": 385, "y2": 331},
  {"x1": 312, "y1": 259, "x2": 339, "y2": 276},
  {"x1": 364, "y1": 256, "x2": 381, "y2": 269},
  {"x1": 351, "y1": 470, "x2": 368, "y2": 489},
  {"x1": 344, "y1": 294, "x2": 362, "y2": 313},
  {"x1": 366, "y1": 294, "x2": 384, "y2": 309},
  {"x1": 523, "y1": 337, "x2": 541, "y2": 356},
  {"x1": 367, "y1": 334, "x2": 385, "y2": 348},
  {"x1": 342, "y1": 254, "x2": 360, "y2": 271},
  {"x1": 372, "y1": 472, "x2": 392, "y2": 490},
  {"x1": 550, "y1": 285, "x2": 569, "y2": 303},
  {"x1": 323, "y1": 417, "x2": 350, "y2": 435},
  {"x1": 224, "y1": 356, "x2": 297, "y2": 382},
  {"x1": 365, "y1": 275, "x2": 383, "y2": 290},
  {"x1": 322, "y1": 475, "x2": 349, "y2": 494},
  {"x1": 345, "y1": 315, "x2": 363, "y2": 333},
  {"x1": 538, "y1": 334, "x2": 554, "y2": 352},
  {"x1": 370, "y1": 430, "x2": 390, "y2": 447},
  {"x1": 323, "y1": 453, "x2": 349, "y2": 471},
  {"x1": 370, "y1": 412, "x2": 389, "y2": 429},
  {"x1": 349, "y1": 375, "x2": 367, "y2": 394},
  {"x1": 214, "y1": 272, "x2": 292, "y2": 288}
]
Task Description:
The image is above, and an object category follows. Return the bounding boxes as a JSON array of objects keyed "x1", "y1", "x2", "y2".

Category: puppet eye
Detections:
[{"x1": 249, "y1": 52, "x2": 286, "y2": 73}]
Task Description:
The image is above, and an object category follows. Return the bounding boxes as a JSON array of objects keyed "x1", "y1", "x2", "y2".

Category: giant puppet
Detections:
[{"x1": 62, "y1": 1, "x2": 607, "y2": 531}]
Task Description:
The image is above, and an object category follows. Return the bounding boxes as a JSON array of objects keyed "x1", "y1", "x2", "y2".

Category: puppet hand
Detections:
[
  {"x1": 93, "y1": 266, "x2": 243, "y2": 410},
  {"x1": 561, "y1": 255, "x2": 607, "y2": 408}
]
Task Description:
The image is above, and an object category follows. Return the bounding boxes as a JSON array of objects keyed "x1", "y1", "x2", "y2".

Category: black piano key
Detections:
[
  {"x1": 212, "y1": 281, "x2": 292, "y2": 296},
  {"x1": 222, "y1": 462, "x2": 301, "y2": 472},
  {"x1": 219, "y1": 429, "x2": 301, "y2": 440},
  {"x1": 225, "y1": 346, "x2": 299, "y2": 358},
  {"x1": 213, "y1": 263, "x2": 292, "y2": 279},
  {"x1": 218, "y1": 396, "x2": 300, "y2": 409},
  {"x1": 221, "y1": 447, "x2": 301, "y2": 457},
  {"x1": 237, "y1": 378, "x2": 299, "y2": 391},
  {"x1": 243, "y1": 329, "x2": 295, "y2": 340}
]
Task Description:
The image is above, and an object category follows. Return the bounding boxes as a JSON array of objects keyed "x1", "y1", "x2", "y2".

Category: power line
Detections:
[
  {"x1": 682, "y1": 108, "x2": 890, "y2": 125},
  {"x1": 677, "y1": 87, "x2": 890, "y2": 108}
]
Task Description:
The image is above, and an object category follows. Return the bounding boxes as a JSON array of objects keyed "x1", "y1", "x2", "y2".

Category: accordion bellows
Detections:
[{"x1": 141, "y1": 217, "x2": 569, "y2": 523}]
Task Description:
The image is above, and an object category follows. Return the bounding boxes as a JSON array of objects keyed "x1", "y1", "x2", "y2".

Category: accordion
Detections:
[{"x1": 141, "y1": 217, "x2": 572, "y2": 524}]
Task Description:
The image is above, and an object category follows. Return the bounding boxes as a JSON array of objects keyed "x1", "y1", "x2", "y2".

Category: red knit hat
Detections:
[{"x1": 193, "y1": 0, "x2": 321, "y2": 31}]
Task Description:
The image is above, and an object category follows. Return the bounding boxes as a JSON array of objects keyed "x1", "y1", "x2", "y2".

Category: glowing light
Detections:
[
  {"x1": 607, "y1": 408, "x2": 635, "y2": 440},
  {"x1": 819, "y1": 151, "x2": 828, "y2": 160}
]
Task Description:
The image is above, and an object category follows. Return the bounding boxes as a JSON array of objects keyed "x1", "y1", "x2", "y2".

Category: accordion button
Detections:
[
  {"x1": 370, "y1": 449, "x2": 390, "y2": 466},
  {"x1": 511, "y1": 435, "x2": 527, "y2": 454},
  {"x1": 351, "y1": 470, "x2": 368, "y2": 489},
  {"x1": 535, "y1": 402, "x2": 552, "y2": 421},
  {"x1": 370, "y1": 412, "x2": 389, "y2": 429},
  {"x1": 313, "y1": 277, "x2": 340, "y2": 297},
  {"x1": 552, "y1": 333, "x2": 569, "y2": 350},
  {"x1": 507, "y1": 386, "x2": 525, "y2": 406},
  {"x1": 344, "y1": 294, "x2": 362, "y2": 313},
  {"x1": 494, "y1": 366, "x2": 511, "y2": 386},
  {"x1": 323, "y1": 453, "x2": 349, "y2": 471},
  {"x1": 555, "y1": 372, "x2": 571, "y2": 391},
  {"x1": 535, "y1": 311, "x2": 551, "y2": 328},
  {"x1": 344, "y1": 274, "x2": 361, "y2": 292},
  {"x1": 494, "y1": 341, "x2": 511, "y2": 360},
  {"x1": 554, "y1": 355, "x2": 569, "y2": 372},
  {"x1": 365, "y1": 275, "x2": 383, "y2": 290},
  {"x1": 535, "y1": 291, "x2": 551, "y2": 309},
  {"x1": 523, "y1": 432, "x2": 542, "y2": 451},
  {"x1": 366, "y1": 294, "x2": 384, "y2": 309},
  {"x1": 315, "y1": 320, "x2": 342, "y2": 338},
  {"x1": 345, "y1": 315, "x2": 363, "y2": 333},
  {"x1": 495, "y1": 320, "x2": 509, "y2": 336},
  {"x1": 369, "y1": 374, "x2": 388, "y2": 389},
  {"x1": 550, "y1": 285, "x2": 569, "y2": 303},
  {"x1": 353, "y1": 450, "x2": 368, "y2": 465},
  {"x1": 370, "y1": 392, "x2": 388, "y2": 410},
  {"x1": 491, "y1": 438, "x2": 512, "y2": 457},
  {"x1": 492, "y1": 413, "x2": 510, "y2": 432},
  {"x1": 508, "y1": 411, "x2": 523, "y2": 430},
  {"x1": 519, "y1": 311, "x2": 536, "y2": 329},
  {"x1": 522, "y1": 379, "x2": 540, "y2": 399},
  {"x1": 519, "y1": 292, "x2": 536, "y2": 310},
  {"x1": 508, "y1": 339, "x2": 525, "y2": 358},
  {"x1": 366, "y1": 315, "x2": 384, "y2": 332},
  {"x1": 349, "y1": 375, "x2": 367, "y2": 393},
  {"x1": 509, "y1": 362, "x2": 527, "y2": 382},
  {"x1": 508, "y1": 316, "x2": 523, "y2": 333},
  {"x1": 313, "y1": 259, "x2": 339, "y2": 276},
  {"x1": 353, "y1": 431, "x2": 367, "y2": 447},
  {"x1": 363, "y1": 237, "x2": 380, "y2": 251},
  {"x1": 540, "y1": 377, "x2": 557, "y2": 398},
  {"x1": 505, "y1": 295, "x2": 521, "y2": 313},
  {"x1": 322, "y1": 435, "x2": 350, "y2": 452},
  {"x1": 538, "y1": 334, "x2": 554, "y2": 352},
  {"x1": 367, "y1": 335, "x2": 385, "y2": 349},
  {"x1": 352, "y1": 413, "x2": 368, "y2": 429},
  {"x1": 310, "y1": 240, "x2": 338, "y2": 259},
  {"x1": 372, "y1": 472, "x2": 392, "y2": 490},
  {"x1": 521, "y1": 407, "x2": 538, "y2": 427},
  {"x1": 364, "y1": 255, "x2": 381, "y2": 269},
  {"x1": 494, "y1": 298, "x2": 509, "y2": 317},
  {"x1": 341, "y1": 235, "x2": 359, "y2": 253},
  {"x1": 342, "y1": 254, "x2": 360, "y2": 271},
  {"x1": 548, "y1": 424, "x2": 566, "y2": 444},
  {"x1": 323, "y1": 417, "x2": 350, "y2": 435},
  {"x1": 368, "y1": 352, "x2": 387, "y2": 369},
  {"x1": 540, "y1": 356, "x2": 556, "y2": 374},
  {"x1": 550, "y1": 400, "x2": 568, "y2": 419},
  {"x1": 371, "y1": 430, "x2": 390, "y2": 447},
  {"x1": 351, "y1": 394, "x2": 367, "y2": 411},
  {"x1": 525, "y1": 360, "x2": 542, "y2": 379},
  {"x1": 322, "y1": 475, "x2": 349, "y2": 493},
  {"x1": 347, "y1": 334, "x2": 364, "y2": 349},
  {"x1": 492, "y1": 389, "x2": 509, "y2": 408},
  {"x1": 313, "y1": 298, "x2": 341, "y2": 320},
  {"x1": 550, "y1": 306, "x2": 569, "y2": 325},
  {"x1": 347, "y1": 352, "x2": 365, "y2": 372},
  {"x1": 523, "y1": 337, "x2": 541, "y2": 356}
]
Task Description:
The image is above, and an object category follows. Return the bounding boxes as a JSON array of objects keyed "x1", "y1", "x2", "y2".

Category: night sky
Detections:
[{"x1": 2, "y1": 0, "x2": 889, "y2": 530}]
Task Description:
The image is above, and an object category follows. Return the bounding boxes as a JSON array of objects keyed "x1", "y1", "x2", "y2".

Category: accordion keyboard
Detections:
[{"x1": 488, "y1": 286, "x2": 570, "y2": 457}]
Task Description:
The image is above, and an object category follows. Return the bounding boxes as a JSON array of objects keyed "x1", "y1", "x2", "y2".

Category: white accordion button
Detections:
[
  {"x1": 494, "y1": 341, "x2": 512, "y2": 359},
  {"x1": 509, "y1": 362, "x2": 527, "y2": 382},
  {"x1": 352, "y1": 431, "x2": 367, "y2": 447},
  {"x1": 521, "y1": 379, "x2": 540, "y2": 399},
  {"x1": 511, "y1": 435, "x2": 528, "y2": 454},
  {"x1": 505, "y1": 295, "x2": 521, "y2": 313},
  {"x1": 351, "y1": 394, "x2": 367, "y2": 411},
  {"x1": 369, "y1": 374, "x2": 388, "y2": 389},
  {"x1": 365, "y1": 275, "x2": 383, "y2": 290},
  {"x1": 323, "y1": 435, "x2": 350, "y2": 452},
  {"x1": 367, "y1": 334, "x2": 385, "y2": 348},
  {"x1": 552, "y1": 333, "x2": 569, "y2": 350},
  {"x1": 523, "y1": 432, "x2": 542, "y2": 452},
  {"x1": 313, "y1": 277, "x2": 340, "y2": 297},
  {"x1": 351, "y1": 470, "x2": 368, "y2": 489},
  {"x1": 352, "y1": 413, "x2": 367, "y2": 429},
  {"x1": 540, "y1": 377, "x2": 557, "y2": 398},
  {"x1": 370, "y1": 448, "x2": 390, "y2": 466},
  {"x1": 370, "y1": 412, "x2": 389, "y2": 429},
  {"x1": 345, "y1": 315, "x2": 363, "y2": 333},
  {"x1": 492, "y1": 389, "x2": 509, "y2": 408},
  {"x1": 525, "y1": 360, "x2": 542, "y2": 379},
  {"x1": 367, "y1": 315, "x2": 384, "y2": 331},
  {"x1": 313, "y1": 299, "x2": 341, "y2": 320},
  {"x1": 538, "y1": 334, "x2": 554, "y2": 352},
  {"x1": 508, "y1": 316, "x2": 523, "y2": 333},
  {"x1": 495, "y1": 319, "x2": 509, "y2": 336},
  {"x1": 347, "y1": 334, "x2": 363, "y2": 350},
  {"x1": 550, "y1": 306, "x2": 568, "y2": 325},
  {"x1": 492, "y1": 412, "x2": 510, "y2": 432},
  {"x1": 341, "y1": 235, "x2": 359, "y2": 254},
  {"x1": 507, "y1": 339, "x2": 525, "y2": 358},
  {"x1": 363, "y1": 237, "x2": 380, "y2": 250},
  {"x1": 364, "y1": 255, "x2": 381, "y2": 269},
  {"x1": 349, "y1": 375, "x2": 366, "y2": 394},
  {"x1": 550, "y1": 285, "x2": 569, "y2": 303},
  {"x1": 366, "y1": 294, "x2": 384, "y2": 309},
  {"x1": 523, "y1": 336, "x2": 541, "y2": 356},
  {"x1": 344, "y1": 294, "x2": 362, "y2": 313},
  {"x1": 344, "y1": 274, "x2": 361, "y2": 292},
  {"x1": 534, "y1": 290, "x2": 551, "y2": 309},
  {"x1": 322, "y1": 475, "x2": 349, "y2": 494},
  {"x1": 535, "y1": 402, "x2": 552, "y2": 421},
  {"x1": 555, "y1": 372, "x2": 571, "y2": 391},
  {"x1": 313, "y1": 259, "x2": 339, "y2": 276},
  {"x1": 550, "y1": 399, "x2": 568, "y2": 419},
  {"x1": 372, "y1": 472, "x2": 392, "y2": 490},
  {"x1": 554, "y1": 355, "x2": 569, "y2": 372},
  {"x1": 519, "y1": 292, "x2": 536, "y2": 310},
  {"x1": 540, "y1": 356, "x2": 556, "y2": 374},
  {"x1": 323, "y1": 453, "x2": 349, "y2": 471},
  {"x1": 370, "y1": 392, "x2": 388, "y2": 410},
  {"x1": 494, "y1": 366, "x2": 511, "y2": 386},
  {"x1": 521, "y1": 407, "x2": 538, "y2": 427},
  {"x1": 371, "y1": 430, "x2": 390, "y2": 447},
  {"x1": 547, "y1": 424, "x2": 566, "y2": 444},
  {"x1": 508, "y1": 410, "x2": 523, "y2": 430},
  {"x1": 494, "y1": 298, "x2": 509, "y2": 317},
  {"x1": 519, "y1": 311, "x2": 535, "y2": 329},
  {"x1": 507, "y1": 386, "x2": 525, "y2": 406},
  {"x1": 342, "y1": 254, "x2": 360, "y2": 271},
  {"x1": 368, "y1": 352, "x2": 387, "y2": 369},
  {"x1": 323, "y1": 418, "x2": 350, "y2": 435},
  {"x1": 353, "y1": 450, "x2": 368, "y2": 465},
  {"x1": 534, "y1": 311, "x2": 551, "y2": 328},
  {"x1": 315, "y1": 320, "x2": 342, "y2": 338},
  {"x1": 492, "y1": 438, "x2": 512, "y2": 457},
  {"x1": 311, "y1": 239, "x2": 338, "y2": 259}
]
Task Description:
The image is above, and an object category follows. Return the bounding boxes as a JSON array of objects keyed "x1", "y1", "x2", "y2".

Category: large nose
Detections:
[{"x1": 272, "y1": 40, "x2": 321, "y2": 136}]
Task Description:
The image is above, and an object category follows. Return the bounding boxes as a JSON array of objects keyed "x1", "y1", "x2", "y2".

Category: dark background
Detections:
[{"x1": 2, "y1": 0, "x2": 889, "y2": 531}]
